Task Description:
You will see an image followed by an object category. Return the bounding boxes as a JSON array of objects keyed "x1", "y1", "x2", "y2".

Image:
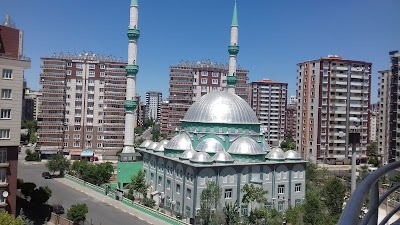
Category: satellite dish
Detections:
[{"x1": 2, "y1": 191, "x2": 9, "y2": 198}]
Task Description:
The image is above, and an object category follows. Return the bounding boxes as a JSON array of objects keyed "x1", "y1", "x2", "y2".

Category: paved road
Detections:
[{"x1": 18, "y1": 158, "x2": 146, "y2": 225}]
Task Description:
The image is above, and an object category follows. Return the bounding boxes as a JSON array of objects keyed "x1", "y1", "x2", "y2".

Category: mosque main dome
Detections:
[{"x1": 182, "y1": 91, "x2": 259, "y2": 124}]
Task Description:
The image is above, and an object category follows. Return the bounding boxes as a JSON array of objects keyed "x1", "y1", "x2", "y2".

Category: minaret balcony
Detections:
[
  {"x1": 227, "y1": 76, "x2": 237, "y2": 86},
  {"x1": 228, "y1": 45, "x2": 239, "y2": 56},
  {"x1": 124, "y1": 100, "x2": 138, "y2": 111},
  {"x1": 127, "y1": 28, "x2": 140, "y2": 40},
  {"x1": 126, "y1": 64, "x2": 139, "y2": 77}
]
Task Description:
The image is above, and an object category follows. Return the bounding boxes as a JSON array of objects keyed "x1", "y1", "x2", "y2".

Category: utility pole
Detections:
[{"x1": 349, "y1": 117, "x2": 361, "y2": 193}]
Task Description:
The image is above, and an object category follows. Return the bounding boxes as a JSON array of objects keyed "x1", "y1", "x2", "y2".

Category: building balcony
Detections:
[
  {"x1": 40, "y1": 105, "x2": 65, "y2": 109},
  {"x1": 170, "y1": 72, "x2": 192, "y2": 78},
  {"x1": 0, "y1": 163, "x2": 9, "y2": 168},
  {"x1": 169, "y1": 88, "x2": 192, "y2": 93},
  {"x1": 104, "y1": 132, "x2": 125, "y2": 137},
  {"x1": 104, "y1": 99, "x2": 124, "y2": 103},
  {"x1": 102, "y1": 146, "x2": 123, "y2": 150},
  {"x1": 104, "y1": 114, "x2": 125, "y2": 119},
  {"x1": 37, "y1": 129, "x2": 63, "y2": 134},
  {"x1": 103, "y1": 130, "x2": 125, "y2": 134},
  {"x1": 103, "y1": 123, "x2": 125, "y2": 128},
  {"x1": 40, "y1": 97, "x2": 65, "y2": 102},
  {"x1": 41, "y1": 89, "x2": 65, "y2": 94},
  {"x1": 38, "y1": 113, "x2": 65, "y2": 118},
  {"x1": 105, "y1": 83, "x2": 126, "y2": 88},
  {"x1": 40, "y1": 81, "x2": 65, "y2": 86},
  {"x1": 103, "y1": 139, "x2": 124, "y2": 144},
  {"x1": 104, "y1": 91, "x2": 125, "y2": 97},
  {"x1": 104, "y1": 107, "x2": 125, "y2": 112},
  {"x1": 105, "y1": 75, "x2": 126, "y2": 81},
  {"x1": 168, "y1": 96, "x2": 192, "y2": 101},
  {"x1": 169, "y1": 81, "x2": 193, "y2": 86},
  {"x1": 40, "y1": 72, "x2": 66, "y2": 78},
  {"x1": 38, "y1": 121, "x2": 64, "y2": 126},
  {"x1": 105, "y1": 67, "x2": 126, "y2": 73},
  {"x1": 41, "y1": 64, "x2": 66, "y2": 70},
  {"x1": 39, "y1": 137, "x2": 63, "y2": 143}
]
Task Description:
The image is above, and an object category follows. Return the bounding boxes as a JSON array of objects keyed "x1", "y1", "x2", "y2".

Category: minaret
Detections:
[
  {"x1": 123, "y1": 0, "x2": 140, "y2": 153},
  {"x1": 227, "y1": 0, "x2": 239, "y2": 94}
]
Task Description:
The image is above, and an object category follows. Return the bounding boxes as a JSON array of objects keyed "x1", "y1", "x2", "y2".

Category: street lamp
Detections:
[{"x1": 349, "y1": 117, "x2": 361, "y2": 193}]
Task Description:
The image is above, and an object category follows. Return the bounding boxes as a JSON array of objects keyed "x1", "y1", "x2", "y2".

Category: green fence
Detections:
[{"x1": 64, "y1": 175, "x2": 187, "y2": 225}]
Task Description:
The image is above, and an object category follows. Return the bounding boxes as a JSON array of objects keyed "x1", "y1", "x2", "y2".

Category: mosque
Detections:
[{"x1": 117, "y1": 0, "x2": 306, "y2": 222}]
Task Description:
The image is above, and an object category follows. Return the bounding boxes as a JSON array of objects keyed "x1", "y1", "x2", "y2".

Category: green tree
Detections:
[
  {"x1": 303, "y1": 187, "x2": 324, "y2": 225},
  {"x1": 285, "y1": 206, "x2": 305, "y2": 225},
  {"x1": 0, "y1": 211, "x2": 24, "y2": 225},
  {"x1": 141, "y1": 197, "x2": 156, "y2": 208},
  {"x1": 17, "y1": 178, "x2": 24, "y2": 189},
  {"x1": 223, "y1": 201, "x2": 239, "y2": 225},
  {"x1": 199, "y1": 181, "x2": 222, "y2": 225},
  {"x1": 151, "y1": 124, "x2": 161, "y2": 142},
  {"x1": 368, "y1": 141, "x2": 380, "y2": 167},
  {"x1": 129, "y1": 170, "x2": 149, "y2": 199},
  {"x1": 67, "y1": 203, "x2": 88, "y2": 224},
  {"x1": 95, "y1": 162, "x2": 114, "y2": 185},
  {"x1": 71, "y1": 160, "x2": 89, "y2": 178},
  {"x1": 45, "y1": 154, "x2": 71, "y2": 176},
  {"x1": 280, "y1": 137, "x2": 296, "y2": 151},
  {"x1": 321, "y1": 176, "x2": 346, "y2": 216},
  {"x1": 19, "y1": 209, "x2": 34, "y2": 225},
  {"x1": 20, "y1": 182, "x2": 36, "y2": 199},
  {"x1": 357, "y1": 165, "x2": 370, "y2": 185},
  {"x1": 24, "y1": 149, "x2": 40, "y2": 161},
  {"x1": 248, "y1": 207, "x2": 282, "y2": 225},
  {"x1": 30, "y1": 186, "x2": 52, "y2": 205},
  {"x1": 241, "y1": 183, "x2": 268, "y2": 211}
]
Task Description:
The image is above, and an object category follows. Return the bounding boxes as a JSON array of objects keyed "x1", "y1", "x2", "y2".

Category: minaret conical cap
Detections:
[{"x1": 231, "y1": 0, "x2": 238, "y2": 27}]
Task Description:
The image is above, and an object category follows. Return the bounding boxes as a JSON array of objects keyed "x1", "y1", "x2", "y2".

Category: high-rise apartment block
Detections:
[
  {"x1": 0, "y1": 16, "x2": 31, "y2": 215},
  {"x1": 288, "y1": 95, "x2": 297, "y2": 105},
  {"x1": 161, "y1": 60, "x2": 249, "y2": 138},
  {"x1": 145, "y1": 91, "x2": 162, "y2": 122},
  {"x1": 369, "y1": 103, "x2": 378, "y2": 143},
  {"x1": 378, "y1": 51, "x2": 400, "y2": 163},
  {"x1": 296, "y1": 55, "x2": 371, "y2": 163},
  {"x1": 38, "y1": 52, "x2": 129, "y2": 157},
  {"x1": 286, "y1": 103, "x2": 297, "y2": 141},
  {"x1": 22, "y1": 88, "x2": 41, "y2": 121},
  {"x1": 250, "y1": 79, "x2": 287, "y2": 146}
]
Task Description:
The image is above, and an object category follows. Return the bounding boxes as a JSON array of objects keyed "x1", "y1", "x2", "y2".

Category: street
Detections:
[{"x1": 18, "y1": 155, "x2": 147, "y2": 225}]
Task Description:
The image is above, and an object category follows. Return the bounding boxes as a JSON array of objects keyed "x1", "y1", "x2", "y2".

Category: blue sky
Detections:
[{"x1": 1, "y1": 0, "x2": 399, "y2": 102}]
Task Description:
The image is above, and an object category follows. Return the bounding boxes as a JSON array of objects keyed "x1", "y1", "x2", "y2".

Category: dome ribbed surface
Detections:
[
  {"x1": 263, "y1": 140, "x2": 271, "y2": 152},
  {"x1": 190, "y1": 152, "x2": 213, "y2": 163},
  {"x1": 213, "y1": 151, "x2": 234, "y2": 163},
  {"x1": 266, "y1": 148, "x2": 285, "y2": 160},
  {"x1": 153, "y1": 143, "x2": 166, "y2": 152},
  {"x1": 195, "y1": 138, "x2": 225, "y2": 153},
  {"x1": 164, "y1": 133, "x2": 193, "y2": 151},
  {"x1": 179, "y1": 149, "x2": 197, "y2": 160},
  {"x1": 284, "y1": 150, "x2": 301, "y2": 160},
  {"x1": 140, "y1": 140, "x2": 153, "y2": 148},
  {"x1": 182, "y1": 92, "x2": 259, "y2": 124},
  {"x1": 147, "y1": 142, "x2": 159, "y2": 150},
  {"x1": 227, "y1": 137, "x2": 264, "y2": 155}
]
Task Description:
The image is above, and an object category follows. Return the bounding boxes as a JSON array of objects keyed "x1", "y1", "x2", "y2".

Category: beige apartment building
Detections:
[
  {"x1": 250, "y1": 79, "x2": 288, "y2": 146},
  {"x1": 38, "y1": 52, "x2": 130, "y2": 158},
  {"x1": 161, "y1": 60, "x2": 249, "y2": 138},
  {"x1": 0, "y1": 18, "x2": 31, "y2": 215},
  {"x1": 296, "y1": 55, "x2": 371, "y2": 163}
]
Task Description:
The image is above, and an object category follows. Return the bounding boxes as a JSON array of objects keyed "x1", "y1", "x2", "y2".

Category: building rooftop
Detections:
[{"x1": 41, "y1": 51, "x2": 125, "y2": 63}]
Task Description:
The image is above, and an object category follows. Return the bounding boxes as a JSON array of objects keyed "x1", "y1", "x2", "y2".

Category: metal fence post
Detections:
[{"x1": 368, "y1": 182, "x2": 379, "y2": 225}]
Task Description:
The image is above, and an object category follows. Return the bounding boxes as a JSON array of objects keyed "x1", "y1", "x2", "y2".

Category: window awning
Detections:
[
  {"x1": 40, "y1": 150, "x2": 58, "y2": 155},
  {"x1": 70, "y1": 150, "x2": 82, "y2": 156},
  {"x1": 81, "y1": 150, "x2": 94, "y2": 157}
]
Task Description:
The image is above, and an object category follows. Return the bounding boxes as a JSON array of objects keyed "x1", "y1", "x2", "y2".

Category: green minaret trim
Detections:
[
  {"x1": 227, "y1": 75, "x2": 237, "y2": 86},
  {"x1": 228, "y1": 45, "x2": 239, "y2": 56},
  {"x1": 126, "y1": 64, "x2": 139, "y2": 77},
  {"x1": 131, "y1": 0, "x2": 138, "y2": 6},
  {"x1": 231, "y1": 1, "x2": 238, "y2": 27},
  {"x1": 127, "y1": 29, "x2": 140, "y2": 40},
  {"x1": 124, "y1": 100, "x2": 138, "y2": 111}
]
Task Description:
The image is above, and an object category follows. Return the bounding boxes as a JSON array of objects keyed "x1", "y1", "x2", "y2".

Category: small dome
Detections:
[
  {"x1": 266, "y1": 148, "x2": 285, "y2": 160},
  {"x1": 179, "y1": 149, "x2": 197, "y2": 160},
  {"x1": 285, "y1": 150, "x2": 301, "y2": 160},
  {"x1": 263, "y1": 141, "x2": 271, "y2": 152},
  {"x1": 160, "y1": 140, "x2": 169, "y2": 145},
  {"x1": 274, "y1": 147, "x2": 285, "y2": 154},
  {"x1": 182, "y1": 92, "x2": 259, "y2": 124},
  {"x1": 190, "y1": 152, "x2": 213, "y2": 164},
  {"x1": 228, "y1": 137, "x2": 264, "y2": 155},
  {"x1": 195, "y1": 138, "x2": 225, "y2": 153},
  {"x1": 153, "y1": 143, "x2": 166, "y2": 152},
  {"x1": 140, "y1": 140, "x2": 153, "y2": 148},
  {"x1": 147, "y1": 142, "x2": 159, "y2": 150},
  {"x1": 213, "y1": 151, "x2": 234, "y2": 163},
  {"x1": 164, "y1": 133, "x2": 193, "y2": 151}
]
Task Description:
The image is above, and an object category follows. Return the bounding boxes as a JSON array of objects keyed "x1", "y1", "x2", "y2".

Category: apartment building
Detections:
[
  {"x1": 288, "y1": 95, "x2": 297, "y2": 105},
  {"x1": 22, "y1": 88, "x2": 41, "y2": 121},
  {"x1": 137, "y1": 101, "x2": 145, "y2": 128},
  {"x1": 38, "y1": 52, "x2": 129, "y2": 157},
  {"x1": 161, "y1": 60, "x2": 249, "y2": 138},
  {"x1": 296, "y1": 55, "x2": 371, "y2": 163},
  {"x1": 369, "y1": 103, "x2": 378, "y2": 143},
  {"x1": 160, "y1": 100, "x2": 169, "y2": 135},
  {"x1": 0, "y1": 17, "x2": 31, "y2": 215},
  {"x1": 145, "y1": 91, "x2": 162, "y2": 122},
  {"x1": 378, "y1": 50, "x2": 400, "y2": 163},
  {"x1": 286, "y1": 103, "x2": 297, "y2": 141},
  {"x1": 250, "y1": 79, "x2": 287, "y2": 146}
]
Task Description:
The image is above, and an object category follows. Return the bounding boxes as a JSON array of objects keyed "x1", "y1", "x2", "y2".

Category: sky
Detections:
[{"x1": 1, "y1": 0, "x2": 399, "y2": 102}]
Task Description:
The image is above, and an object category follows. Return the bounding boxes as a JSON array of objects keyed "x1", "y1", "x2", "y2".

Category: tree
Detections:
[
  {"x1": 24, "y1": 149, "x2": 40, "y2": 161},
  {"x1": 46, "y1": 154, "x2": 71, "y2": 176},
  {"x1": 71, "y1": 160, "x2": 89, "y2": 178},
  {"x1": 67, "y1": 203, "x2": 88, "y2": 224},
  {"x1": 199, "y1": 181, "x2": 222, "y2": 225},
  {"x1": 285, "y1": 206, "x2": 305, "y2": 225},
  {"x1": 303, "y1": 187, "x2": 324, "y2": 225},
  {"x1": 19, "y1": 209, "x2": 34, "y2": 225},
  {"x1": 141, "y1": 197, "x2": 156, "y2": 208},
  {"x1": 0, "y1": 211, "x2": 24, "y2": 225},
  {"x1": 129, "y1": 170, "x2": 149, "y2": 199},
  {"x1": 223, "y1": 201, "x2": 239, "y2": 225},
  {"x1": 368, "y1": 141, "x2": 380, "y2": 167},
  {"x1": 30, "y1": 186, "x2": 52, "y2": 205},
  {"x1": 95, "y1": 162, "x2": 114, "y2": 185},
  {"x1": 280, "y1": 137, "x2": 296, "y2": 151},
  {"x1": 151, "y1": 124, "x2": 161, "y2": 142},
  {"x1": 20, "y1": 182, "x2": 36, "y2": 199},
  {"x1": 321, "y1": 177, "x2": 346, "y2": 216},
  {"x1": 241, "y1": 183, "x2": 268, "y2": 211},
  {"x1": 17, "y1": 178, "x2": 24, "y2": 189}
]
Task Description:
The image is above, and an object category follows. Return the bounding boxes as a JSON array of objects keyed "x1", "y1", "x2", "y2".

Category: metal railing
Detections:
[{"x1": 338, "y1": 161, "x2": 400, "y2": 225}]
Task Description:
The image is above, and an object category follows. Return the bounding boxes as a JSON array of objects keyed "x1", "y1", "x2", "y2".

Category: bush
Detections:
[
  {"x1": 67, "y1": 203, "x2": 88, "y2": 224},
  {"x1": 141, "y1": 197, "x2": 155, "y2": 208},
  {"x1": 25, "y1": 150, "x2": 40, "y2": 161}
]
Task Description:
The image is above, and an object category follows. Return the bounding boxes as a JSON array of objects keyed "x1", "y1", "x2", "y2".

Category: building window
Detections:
[
  {"x1": 0, "y1": 169, "x2": 6, "y2": 183},
  {"x1": 212, "y1": 72, "x2": 219, "y2": 77},
  {"x1": 242, "y1": 174, "x2": 247, "y2": 183},
  {"x1": 88, "y1": 64, "x2": 95, "y2": 69},
  {"x1": 0, "y1": 191, "x2": 6, "y2": 203},
  {"x1": 241, "y1": 205, "x2": 248, "y2": 216},
  {"x1": 97, "y1": 143, "x2": 102, "y2": 148},
  {"x1": 278, "y1": 185, "x2": 285, "y2": 194},
  {"x1": 64, "y1": 142, "x2": 68, "y2": 147},
  {"x1": 201, "y1": 86, "x2": 207, "y2": 92},
  {"x1": 278, "y1": 201, "x2": 284, "y2": 212},
  {"x1": 100, "y1": 72, "x2": 105, "y2": 77},
  {"x1": 167, "y1": 179, "x2": 171, "y2": 189},
  {"x1": 0, "y1": 109, "x2": 11, "y2": 119},
  {"x1": 77, "y1": 71, "x2": 83, "y2": 76},
  {"x1": 187, "y1": 188, "x2": 191, "y2": 199},
  {"x1": 166, "y1": 196, "x2": 171, "y2": 207},
  {"x1": 0, "y1": 149, "x2": 6, "y2": 163},
  {"x1": 176, "y1": 201, "x2": 180, "y2": 213},
  {"x1": 224, "y1": 188, "x2": 233, "y2": 199},
  {"x1": 185, "y1": 206, "x2": 191, "y2": 218},
  {"x1": 2, "y1": 69, "x2": 12, "y2": 79},
  {"x1": 201, "y1": 71, "x2": 208, "y2": 76},
  {"x1": 66, "y1": 62, "x2": 72, "y2": 67},
  {"x1": 295, "y1": 183, "x2": 301, "y2": 192},
  {"x1": 158, "y1": 176, "x2": 162, "y2": 186},
  {"x1": 176, "y1": 184, "x2": 181, "y2": 194},
  {"x1": 0, "y1": 130, "x2": 10, "y2": 139},
  {"x1": 89, "y1": 71, "x2": 95, "y2": 77},
  {"x1": 201, "y1": 78, "x2": 207, "y2": 84},
  {"x1": 200, "y1": 177, "x2": 205, "y2": 185},
  {"x1": 100, "y1": 64, "x2": 106, "y2": 69},
  {"x1": 1, "y1": 89, "x2": 12, "y2": 99},
  {"x1": 66, "y1": 70, "x2": 72, "y2": 75},
  {"x1": 212, "y1": 79, "x2": 218, "y2": 84},
  {"x1": 295, "y1": 199, "x2": 302, "y2": 206}
]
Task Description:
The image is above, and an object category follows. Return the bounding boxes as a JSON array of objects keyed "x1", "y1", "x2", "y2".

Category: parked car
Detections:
[
  {"x1": 42, "y1": 172, "x2": 51, "y2": 179},
  {"x1": 52, "y1": 204, "x2": 65, "y2": 214}
]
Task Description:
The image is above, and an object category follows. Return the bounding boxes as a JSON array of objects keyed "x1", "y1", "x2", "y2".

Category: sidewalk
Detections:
[
  {"x1": 379, "y1": 205, "x2": 400, "y2": 225},
  {"x1": 54, "y1": 178, "x2": 168, "y2": 225}
]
